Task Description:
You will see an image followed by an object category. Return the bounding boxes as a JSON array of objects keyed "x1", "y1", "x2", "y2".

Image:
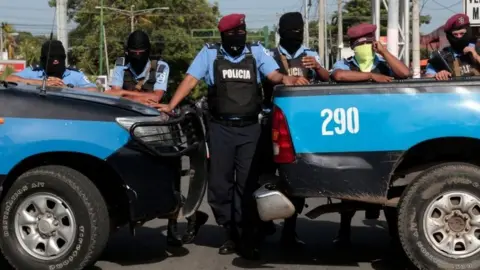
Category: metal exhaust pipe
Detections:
[{"x1": 253, "y1": 184, "x2": 296, "y2": 221}]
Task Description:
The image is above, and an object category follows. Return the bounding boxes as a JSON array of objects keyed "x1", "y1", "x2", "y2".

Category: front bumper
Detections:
[{"x1": 109, "y1": 106, "x2": 208, "y2": 222}]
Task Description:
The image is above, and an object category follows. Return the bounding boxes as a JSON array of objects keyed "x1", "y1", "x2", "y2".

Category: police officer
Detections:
[
  {"x1": 259, "y1": 11, "x2": 330, "y2": 248},
  {"x1": 6, "y1": 40, "x2": 97, "y2": 90},
  {"x1": 425, "y1": 14, "x2": 480, "y2": 80},
  {"x1": 106, "y1": 30, "x2": 169, "y2": 105},
  {"x1": 330, "y1": 23, "x2": 409, "y2": 247},
  {"x1": 331, "y1": 23, "x2": 410, "y2": 83},
  {"x1": 155, "y1": 13, "x2": 300, "y2": 258}
]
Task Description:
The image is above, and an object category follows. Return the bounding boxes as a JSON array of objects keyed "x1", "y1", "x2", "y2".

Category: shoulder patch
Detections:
[
  {"x1": 157, "y1": 63, "x2": 166, "y2": 73},
  {"x1": 82, "y1": 75, "x2": 92, "y2": 83},
  {"x1": 116, "y1": 57, "x2": 126, "y2": 66},
  {"x1": 263, "y1": 47, "x2": 272, "y2": 56}
]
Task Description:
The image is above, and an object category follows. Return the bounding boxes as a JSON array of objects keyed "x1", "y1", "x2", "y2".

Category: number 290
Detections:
[{"x1": 321, "y1": 107, "x2": 360, "y2": 136}]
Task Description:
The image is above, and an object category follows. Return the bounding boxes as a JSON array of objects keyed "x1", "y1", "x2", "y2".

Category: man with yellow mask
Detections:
[
  {"x1": 331, "y1": 23, "x2": 410, "y2": 83},
  {"x1": 330, "y1": 23, "x2": 409, "y2": 248}
]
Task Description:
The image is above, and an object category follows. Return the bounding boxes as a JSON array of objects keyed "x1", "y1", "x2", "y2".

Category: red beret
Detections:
[
  {"x1": 218, "y1": 14, "x2": 246, "y2": 32},
  {"x1": 347, "y1": 23, "x2": 377, "y2": 40},
  {"x1": 444, "y1": 14, "x2": 470, "y2": 32}
]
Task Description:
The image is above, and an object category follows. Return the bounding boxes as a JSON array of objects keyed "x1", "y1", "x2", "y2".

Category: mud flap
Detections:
[{"x1": 181, "y1": 108, "x2": 209, "y2": 218}]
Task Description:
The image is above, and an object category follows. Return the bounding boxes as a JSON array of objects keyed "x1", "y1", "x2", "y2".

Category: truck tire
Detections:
[
  {"x1": 0, "y1": 165, "x2": 110, "y2": 270},
  {"x1": 398, "y1": 162, "x2": 480, "y2": 270}
]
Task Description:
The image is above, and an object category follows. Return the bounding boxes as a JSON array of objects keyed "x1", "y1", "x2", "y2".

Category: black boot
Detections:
[
  {"x1": 182, "y1": 211, "x2": 209, "y2": 244},
  {"x1": 219, "y1": 225, "x2": 237, "y2": 255},
  {"x1": 167, "y1": 219, "x2": 183, "y2": 247},
  {"x1": 281, "y1": 215, "x2": 305, "y2": 247},
  {"x1": 365, "y1": 208, "x2": 381, "y2": 220},
  {"x1": 238, "y1": 226, "x2": 261, "y2": 260},
  {"x1": 333, "y1": 211, "x2": 354, "y2": 248}
]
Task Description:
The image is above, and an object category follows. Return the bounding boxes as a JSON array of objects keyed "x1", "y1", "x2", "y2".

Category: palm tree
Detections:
[
  {"x1": 1, "y1": 22, "x2": 17, "y2": 59},
  {"x1": 17, "y1": 38, "x2": 41, "y2": 65}
]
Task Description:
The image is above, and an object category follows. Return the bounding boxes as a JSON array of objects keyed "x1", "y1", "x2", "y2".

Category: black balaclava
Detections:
[
  {"x1": 221, "y1": 24, "x2": 247, "y2": 57},
  {"x1": 126, "y1": 30, "x2": 151, "y2": 75},
  {"x1": 446, "y1": 26, "x2": 473, "y2": 53},
  {"x1": 278, "y1": 12, "x2": 304, "y2": 55},
  {"x1": 40, "y1": 40, "x2": 66, "y2": 78}
]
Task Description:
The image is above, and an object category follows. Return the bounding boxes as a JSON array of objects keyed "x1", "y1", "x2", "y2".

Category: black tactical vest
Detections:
[
  {"x1": 271, "y1": 48, "x2": 310, "y2": 77},
  {"x1": 344, "y1": 56, "x2": 392, "y2": 76},
  {"x1": 209, "y1": 43, "x2": 262, "y2": 118},
  {"x1": 116, "y1": 57, "x2": 162, "y2": 92},
  {"x1": 262, "y1": 47, "x2": 314, "y2": 106},
  {"x1": 439, "y1": 46, "x2": 480, "y2": 77}
]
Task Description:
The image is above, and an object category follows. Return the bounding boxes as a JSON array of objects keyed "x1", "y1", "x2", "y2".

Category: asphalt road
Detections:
[{"x1": 1, "y1": 158, "x2": 415, "y2": 270}]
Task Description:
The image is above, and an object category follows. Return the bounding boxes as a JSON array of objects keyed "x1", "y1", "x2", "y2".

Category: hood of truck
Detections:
[{"x1": 3, "y1": 83, "x2": 161, "y2": 116}]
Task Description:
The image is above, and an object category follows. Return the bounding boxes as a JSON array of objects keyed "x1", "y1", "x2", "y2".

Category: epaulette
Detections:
[
  {"x1": 205, "y1": 43, "x2": 220, "y2": 50},
  {"x1": 250, "y1": 41, "x2": 261, "y2": 46},
  {"x1": 66, "y1": 66, "x2": 79, "y2": 72},
  {"x1": 32, "y1": 64, "x2": 42, "y2": 71},
  {"x1": 115, "y1": 57, "x2": 126, "y2": 66}
]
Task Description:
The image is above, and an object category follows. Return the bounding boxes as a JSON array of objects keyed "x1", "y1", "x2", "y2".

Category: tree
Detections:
[
  {"x1": 17, "y1": 38, "x2": 42, "y2": 65},
  {"x1": 63, "y1": 0, "x2": 220, "y2": 99},
  {"x1": 1, "y1": 22, "x2": 16, "y2": 59}
]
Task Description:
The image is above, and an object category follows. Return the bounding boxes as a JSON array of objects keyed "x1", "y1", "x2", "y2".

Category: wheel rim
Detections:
[
  {"x1": 423, "y1": 191, "x2": 480, "y2": 259},
  {"x1": 14, "y1": 192, "x2": 77, "y2": 261}
]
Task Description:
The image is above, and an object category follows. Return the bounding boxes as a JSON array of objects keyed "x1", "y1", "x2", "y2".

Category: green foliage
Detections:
[
  {"x1": 0, "y1": 66, "x2": 15, "y2": 81},
  {"x1": 66, "y1": 0, "x2": 220, "y2": 99}
]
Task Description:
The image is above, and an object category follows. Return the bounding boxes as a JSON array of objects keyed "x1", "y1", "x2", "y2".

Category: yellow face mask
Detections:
[{"x1": 354, "y1": 44, "x2": 374, "y2": 72}]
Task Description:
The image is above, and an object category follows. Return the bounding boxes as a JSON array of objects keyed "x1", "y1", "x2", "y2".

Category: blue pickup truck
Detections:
[
  {"x1": 255, "y1": 78, "x2": 480, "y2": 269},
  {"x1": 0, "y1": 81, "x2": 207, "y2": 270}
]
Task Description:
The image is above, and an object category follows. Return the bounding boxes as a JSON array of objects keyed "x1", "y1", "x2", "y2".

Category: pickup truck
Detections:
[
  {"x1": 0, "y1": 81, "x2": 208, "y2": 270},
  {"x1": 254, "y1": 78, "x2": 480, "y2": 270}
]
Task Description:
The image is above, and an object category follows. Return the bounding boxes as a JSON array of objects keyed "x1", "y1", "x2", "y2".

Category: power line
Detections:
[{"x1": 430, "y1": 0, "x2": 461, "y2": 13}]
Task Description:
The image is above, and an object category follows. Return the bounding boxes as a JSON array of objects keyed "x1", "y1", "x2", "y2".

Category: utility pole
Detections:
[
  {"x1": 412, "y1": 0, "x2": 421, "y2": 78},
  {"x1": 318, "y1": 0, "x2": 325, "y2": 65},
  {"x1": 337, "y1": 0, "x2": 343, "y2": 61},
  {"x1": 99, "y1": 0, "x2": 104, "y2": 75},
  {"x1": 130, "y1": 5, "x2": 135, "y2": 32},
  {"x1": 0, "y1": 27, "x2": 3, "y2": 60},
  {"x1": 56, "y1": 0, "x2": 69, "y2": 65},
  {"x1": 387, "y1": 0, "x2": 399, "y2": 57},
  {"x1": 304, "y1": 0, "x2": 311, "y2": 47},
  {"x1": 96, "y1": 6, "x2": 169, "y2": 34},
  {"x1": 103, "y1": 25, "x2": 109, "y2": 79}
]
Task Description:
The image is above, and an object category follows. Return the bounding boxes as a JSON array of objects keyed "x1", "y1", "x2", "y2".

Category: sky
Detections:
[{"x1": 0, "y1": 0, "x2": 465, "y2": 36}]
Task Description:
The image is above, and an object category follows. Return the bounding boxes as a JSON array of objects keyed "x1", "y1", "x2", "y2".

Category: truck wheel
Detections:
[
  {"x1": 398, "y1": 162, "x2": 480, "y2": 270},
  {"x1": 0, "y1": 165, "x2": 110, "y2": 270}
]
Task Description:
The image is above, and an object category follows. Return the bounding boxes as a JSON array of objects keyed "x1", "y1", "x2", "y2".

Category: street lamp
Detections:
[{"x1": 95, "y1": 6, "x2": 170, "y2": 32}]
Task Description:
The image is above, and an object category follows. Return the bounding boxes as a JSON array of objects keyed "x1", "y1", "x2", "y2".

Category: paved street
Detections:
[{"x1": 1, "y1": 158, "x2": 414, "y2": 270}]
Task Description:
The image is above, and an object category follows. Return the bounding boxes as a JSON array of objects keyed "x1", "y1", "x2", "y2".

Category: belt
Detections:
[{"x1": 210, "y1": 115, "x2": 258, "y2": 127}]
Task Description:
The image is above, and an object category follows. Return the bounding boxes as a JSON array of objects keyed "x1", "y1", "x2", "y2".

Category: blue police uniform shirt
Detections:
[
  {"x1": 425, "y1": 43, "x2": 476, "y2": 76},
  {"x1": 13, "y1": 67, "x2": 96, "y2": 88},
  {"x1": 331, "y1": 54, "x2": 394, "y2": 76},
  {"x1": 187, "y1": 43, "x2": 279, "y2": 86},
  {"x1": 111, "y1": 59, "x2": 169, "y2": 91}
]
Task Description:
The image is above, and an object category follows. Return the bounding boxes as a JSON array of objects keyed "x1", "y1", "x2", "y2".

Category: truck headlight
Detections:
[{"x1": 115, "y1": 116, "x2": 178, "y2": 144}]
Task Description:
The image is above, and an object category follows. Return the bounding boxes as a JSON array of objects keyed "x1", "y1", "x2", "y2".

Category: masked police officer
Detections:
[
  {"x1": 106, "y1": 30, "x2": 169, "y2": 105},
  {"x1": 425, "y1": 14, "x2": 480, "y2": 80},
  {"x1": 6, "y1": 40, "x2": 97, "y2": 90},
  {"x1": 259, "y1": 11, "x2": 330, "y2": 248},
  {"x1": 330, "y1": 23, "x2": 409, "y2": 247},
  {"x1": 155, "y1": 13, "x2": 301, "y2": 259},
  {"x1": 331, "y1": 23, "x2": 410, "y2": 83}
]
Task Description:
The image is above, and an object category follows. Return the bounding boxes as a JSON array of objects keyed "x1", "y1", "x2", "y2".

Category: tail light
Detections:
[{"x1": 272, "y1": 105, "x2": 295, "y2": 163}]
